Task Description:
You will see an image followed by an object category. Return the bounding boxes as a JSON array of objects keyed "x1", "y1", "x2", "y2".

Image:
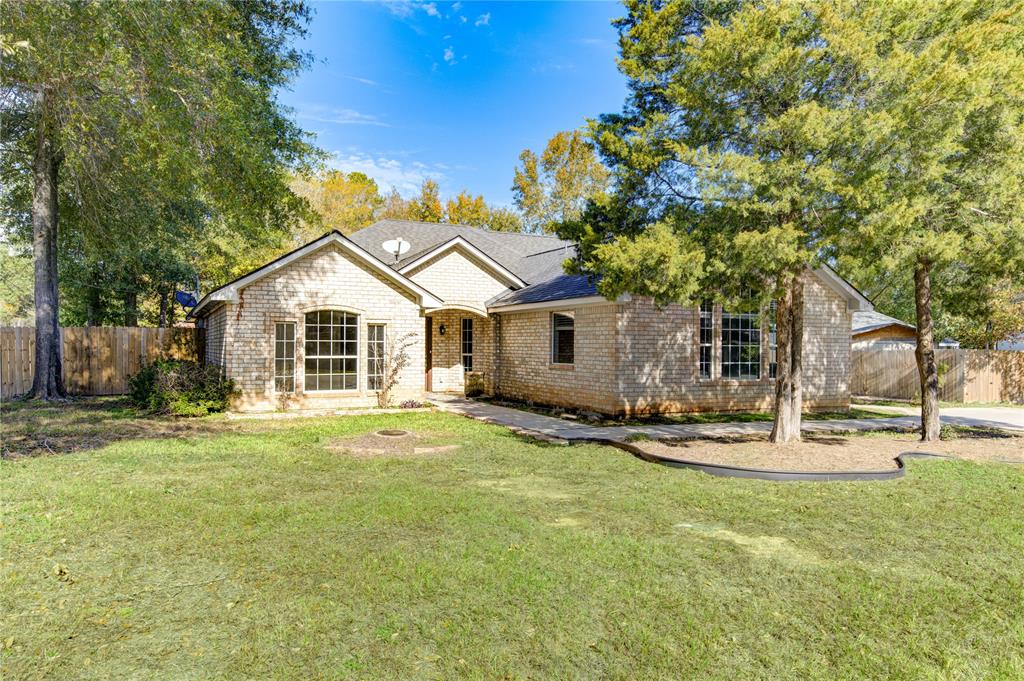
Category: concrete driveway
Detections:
[{"x1": 860, "y1": 405, "x2": 1024, "y2": 433}]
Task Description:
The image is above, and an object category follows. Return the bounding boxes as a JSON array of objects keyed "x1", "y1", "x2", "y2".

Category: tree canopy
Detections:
[{"x1": 512, "y1": 129, "x2": 609, "y2": 234}]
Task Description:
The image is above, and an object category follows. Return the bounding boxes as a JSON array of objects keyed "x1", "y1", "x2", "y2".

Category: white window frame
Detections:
[
  {"x1": 273, "y1": 321, "x2": 296, "y2": 393},
  {"x1": 303, "y1": 310, "x2": 359, "y2": 392},
  {"x1": 720, "y1": 305, "x2": 761, "y2": 381},
  {"x1": 551, "y1": 311, "x2": 575, "y2": 365},
  {"x1": 698, "y1": 302, "x2": 713, "y2": 380},
  {"x1": 367, "y1": 323, "x2": 386, "y2": 391},
  {"x1": 461, "y1": 318, "x2": 474, "y2": 372}
]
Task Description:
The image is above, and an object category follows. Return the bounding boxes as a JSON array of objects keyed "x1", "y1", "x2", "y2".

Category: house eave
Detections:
[
  {"x1": 397, "y1": 236, "x2": 528, "y2": 289},
  {"x1": 488, "y1": 294, "x2": 628, "y2": 314}
]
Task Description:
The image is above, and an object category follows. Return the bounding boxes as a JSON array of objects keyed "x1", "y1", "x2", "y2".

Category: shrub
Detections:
[
  {"x1": 128, "y1": 359, "x2": 235, "y2": 417},
  {"x1": 399, "y1": 399, "x2": 424, "y2": 409}
]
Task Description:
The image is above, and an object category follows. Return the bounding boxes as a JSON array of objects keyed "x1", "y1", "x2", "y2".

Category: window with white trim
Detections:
[
  {"x1": 304, "y1": 310, "x2": 358, "y2": 391},
  {"x1": 461, "y1": 318, "x2": 473, "y2": 372},
  {"x1": 721, "y1": 305, "x2": 761, "y2": 380},
  {"x1": 367, "y1": 324, "x2": 385, "y2": 391},
  {"x1": 274, "y1": 322, "x2": 295, "y2": 393},
  {"x1": 699, "y1": 302, "x2": 713, "y2": 379},
  {"x1": 551, "y1": 312, "x2": 574, "y2": 364},
  {"x1": 768, "y1": 301, "x2": 778, "y2": 379}
]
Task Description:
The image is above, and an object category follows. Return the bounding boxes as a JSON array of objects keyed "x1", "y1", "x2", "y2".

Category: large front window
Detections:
[
  {"x1": 721, "y1": 307, "x2": 761, "y2": 380},
  {"x1": 304, "y1": 310, "x2": 358, "y2": 391}
]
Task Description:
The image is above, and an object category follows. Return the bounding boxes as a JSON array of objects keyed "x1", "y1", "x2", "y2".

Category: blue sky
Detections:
[{"x1": 281, "y1": 1, "x2": 628, "y2": 205}]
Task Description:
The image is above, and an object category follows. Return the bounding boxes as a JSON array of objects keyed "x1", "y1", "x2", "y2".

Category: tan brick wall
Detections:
[
  {"x1": 203, "y1": 304, "x2": 228, "y2": 369},
  {"x1": 425, "y1": 310, "x2": 494, "y2": 393},
  {"x1": 405, "y1": 248, "x2": 512, "y2": 312},
  {"x1": 218, "y1": 243, "x2": 426, "y2": 411},
  {"x1": 493, "y1": 303, "x2": 620, "y2": 412},
  {"x1": 493, "y1": 278, "x2": 851, "y2": 416}
]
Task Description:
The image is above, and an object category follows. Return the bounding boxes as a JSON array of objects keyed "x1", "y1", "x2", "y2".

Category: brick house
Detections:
[{"x1": 190, "y1": 219, "x2": 873, "y2": 414}]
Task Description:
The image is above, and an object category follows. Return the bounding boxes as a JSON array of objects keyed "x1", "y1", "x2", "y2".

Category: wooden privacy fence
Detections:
[
  {"x1": 1, "y1": 326, "x2": 203, "y2": 398},
  {"x1": 852, "y1": 347, "x2": 1024, "y2": 403}
]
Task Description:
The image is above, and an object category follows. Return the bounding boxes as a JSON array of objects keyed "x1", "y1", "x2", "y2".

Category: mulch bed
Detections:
[{"x1": 631, "y1": 432, "x2": 1024, "y2": 472}]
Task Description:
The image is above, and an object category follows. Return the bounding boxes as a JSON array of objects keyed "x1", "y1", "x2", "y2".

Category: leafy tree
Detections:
[
  {"x1": 568, "y1": 1, "x2": 871, "y2": 442},
  {"x1": 291, "y1": 170, "x2": 382, "y2": 236},
  {"x1": 830, "y1": 2, "x2": 1024, "y2": 439},
  {"x1": 0, "y1": 242, "x2": 33, "y2": 324},
  {"x1": 378, "y1": 187, "x2": 418, "y2": 222},
  {"x1": 484, "y1": 206, "x2": 525, "y2": 233},
  {"x1": 1, "y1": 0, "x2": 319, "y2": 398},
  {"x1": 512, "y1": 129, "x2": 608, "y2": 233},
  {"x1": 444, "y1": 190, "x2": 489, "y2": 226},
  {"x1": 411, "y1": 179, "x2": 444, "y2": 223}
]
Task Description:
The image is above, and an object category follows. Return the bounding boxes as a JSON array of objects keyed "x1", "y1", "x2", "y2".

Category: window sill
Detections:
[{"x1": 548, "y1": 363, "x2": 575, "y2": 371}]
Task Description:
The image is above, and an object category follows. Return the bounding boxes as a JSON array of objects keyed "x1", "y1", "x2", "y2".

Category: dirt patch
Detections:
[
  {"x1": 326, "y1": 431, "x2": 460, "y2": 458},
  {"x1": 631, "y1": 432, "x2": 1024, "y2": 472}
]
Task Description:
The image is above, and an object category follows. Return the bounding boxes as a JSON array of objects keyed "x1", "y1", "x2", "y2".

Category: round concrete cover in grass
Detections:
[{"x1": 376, "y1": 429, "x2": 411, "y2": 438}]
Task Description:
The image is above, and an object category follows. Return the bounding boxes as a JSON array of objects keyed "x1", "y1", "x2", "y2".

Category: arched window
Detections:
[{"x1": 304, "y1": 310, "x2": 358, "y2": 391}]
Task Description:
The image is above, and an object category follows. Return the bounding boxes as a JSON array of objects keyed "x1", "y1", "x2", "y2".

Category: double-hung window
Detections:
[
  {"x1": 274, "y1": 322, "x2": 296, "y2": 393},
  {"x1": 304, "y1": 310, "x2": 358, "y2": 391},
  {"x1": 768, "y1": 301, "x2": 778, "y2": 379},
  {"x1": 551, "y1": 312, "x2": 574, "y2": 364},
  {"x1": 461, "y1": 318, "x2": 473, "y2": 372},
  {"x1": 721, "y1": 305, "x2": 761, "y2": 380},
  {"x1": 367, "y1": 324, "x2": 386, "y2": 391},
  {"x1": 698, "y1": 302, "x2": 713, "y2": 379}
]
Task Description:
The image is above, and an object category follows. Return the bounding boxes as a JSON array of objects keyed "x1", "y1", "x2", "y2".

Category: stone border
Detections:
[{"x1": 596, "y1": 439, "x2": 958, "y2": 482}]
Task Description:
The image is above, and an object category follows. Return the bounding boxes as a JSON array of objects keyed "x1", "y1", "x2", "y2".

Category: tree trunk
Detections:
[
  {"x1": 770, "y1": 277, "x2": 794, "y2": 443},
  {"x1": 28, "y1": 97, "x2": 66, "y2": 400},
  {"x1": 123, "y1": 290, "x2": 138, "y2": 327},
  {"x1": 159, "y1": 287, "x2": 169, "y2": 328},
  {"x1": 769, "y1": 272, "x2": 805, "y2": 443},
  {"x1": 914, "y1": 259, "x2": 941, "y2": 441},
  {"x1": 789, "y1": 271, "x2": 805, "y2": 441}
]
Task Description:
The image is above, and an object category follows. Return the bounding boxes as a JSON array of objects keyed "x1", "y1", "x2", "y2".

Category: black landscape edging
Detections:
[{"x1": 595, "y1": 439, "x2": 961, "y2": 482}]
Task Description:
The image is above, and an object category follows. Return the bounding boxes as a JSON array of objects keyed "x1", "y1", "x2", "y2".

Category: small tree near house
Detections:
[{"x1": 375, "y1": 332, "x2": 416, "y2": 409}]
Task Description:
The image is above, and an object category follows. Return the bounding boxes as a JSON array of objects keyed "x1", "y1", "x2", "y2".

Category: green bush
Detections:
[{"x1": 128, "y1": 359, "x2": 235, "y2": 417}]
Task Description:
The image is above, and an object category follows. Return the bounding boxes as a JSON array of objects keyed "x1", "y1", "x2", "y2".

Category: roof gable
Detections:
[
  {"x1": 398, "y1": 237, "x2": 527, "y2": 288},
  {"x1": 190, "y1": 231, "x2": 443, "y2": 316}
]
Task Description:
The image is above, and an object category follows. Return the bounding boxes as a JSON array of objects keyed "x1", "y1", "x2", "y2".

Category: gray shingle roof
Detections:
[
  {"x1": 488, "y1": 274, "x2": 599, "y2": 307},
  {"x1": 852, "y1": 310, "x2": 914, "y2": 334},
  {"x1": 348, "y1": 219, "x2": 574, "y2": 283}
]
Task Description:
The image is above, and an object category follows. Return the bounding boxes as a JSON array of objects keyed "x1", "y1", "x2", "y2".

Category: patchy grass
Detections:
[
  {"x1": 474, "y1": 396, "x2": 890, "y2": 426},
  {"x1": 855, "y1": 397, "x2": 1023, "y2": 409},
  {"x1": 2, "y1": 399, "x2": 1024, "y2": 678}
]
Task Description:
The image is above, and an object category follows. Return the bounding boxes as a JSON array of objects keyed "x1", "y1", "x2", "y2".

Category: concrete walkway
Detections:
[
  {"x1": 427, "y1": 394, "x2": 1004, "y2": 442},
  {"x1": 856, "y1": 404, "x2": 1024, "y2": 433}
]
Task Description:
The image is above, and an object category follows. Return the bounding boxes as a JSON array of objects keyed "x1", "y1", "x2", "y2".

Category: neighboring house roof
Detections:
[
  {"x1": 852, "y1": 310, "x2": 915, "y2": 336},
  {"x1": 348, "y1": 219, "x2": 574, "y2": 283},
  {"x1": 189, "y1": 230, "x2": 444, "y2": 317}
]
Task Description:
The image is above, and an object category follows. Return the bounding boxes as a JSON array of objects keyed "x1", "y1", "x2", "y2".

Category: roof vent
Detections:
[{"x1": 382, "y1": 237, "x2": 411, "y2": 262}]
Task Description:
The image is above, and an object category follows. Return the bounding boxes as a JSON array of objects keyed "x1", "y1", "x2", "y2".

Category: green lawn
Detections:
[{"x1": 2, "y1": 404, "x2": 1023, "y2": 679}]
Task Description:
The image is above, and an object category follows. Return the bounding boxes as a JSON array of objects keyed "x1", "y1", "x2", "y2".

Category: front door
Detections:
[{"x1": 424, "y1": 316, "x2": 433, "y2": 391}]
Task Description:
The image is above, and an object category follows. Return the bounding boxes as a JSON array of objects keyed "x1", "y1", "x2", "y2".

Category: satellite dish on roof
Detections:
[{"x1": 382, "y1": 237, "x2": 410, "y2": 262}]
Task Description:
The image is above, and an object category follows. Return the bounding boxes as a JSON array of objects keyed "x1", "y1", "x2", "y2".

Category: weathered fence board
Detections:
[
  {"x1": 0, "y1": 326, "x2": 203, "y2": 398},
  {"x1": 852, "y1": 347, "x2": 1024, "y2": 403}
]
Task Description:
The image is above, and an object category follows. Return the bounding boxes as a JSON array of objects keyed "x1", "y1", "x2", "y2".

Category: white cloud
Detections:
[
  {"x1": 329, "y1": 151, "x2": 447, "y2": 196},
  {"x1": 459, "y1": 15, "x2": 467, "y2": 23},
  {"x1": 423, "y1": 2, "x2": 440, "y2": 17},
  {"x1": 443, "y1": 46, "x2": 456, "y2": 65},
  {"x1": 474, "y1": 12, "x2": 490, "y2": 27},
  {"x1": 341, "y1": 75, "x2": 379, "y2": 86},
  {"x1": 451, "y1": 1, "x2": 461, "y2": 11},
  {"x1": 296, "y1": 105, "x2": 389, "y2": 127}
]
